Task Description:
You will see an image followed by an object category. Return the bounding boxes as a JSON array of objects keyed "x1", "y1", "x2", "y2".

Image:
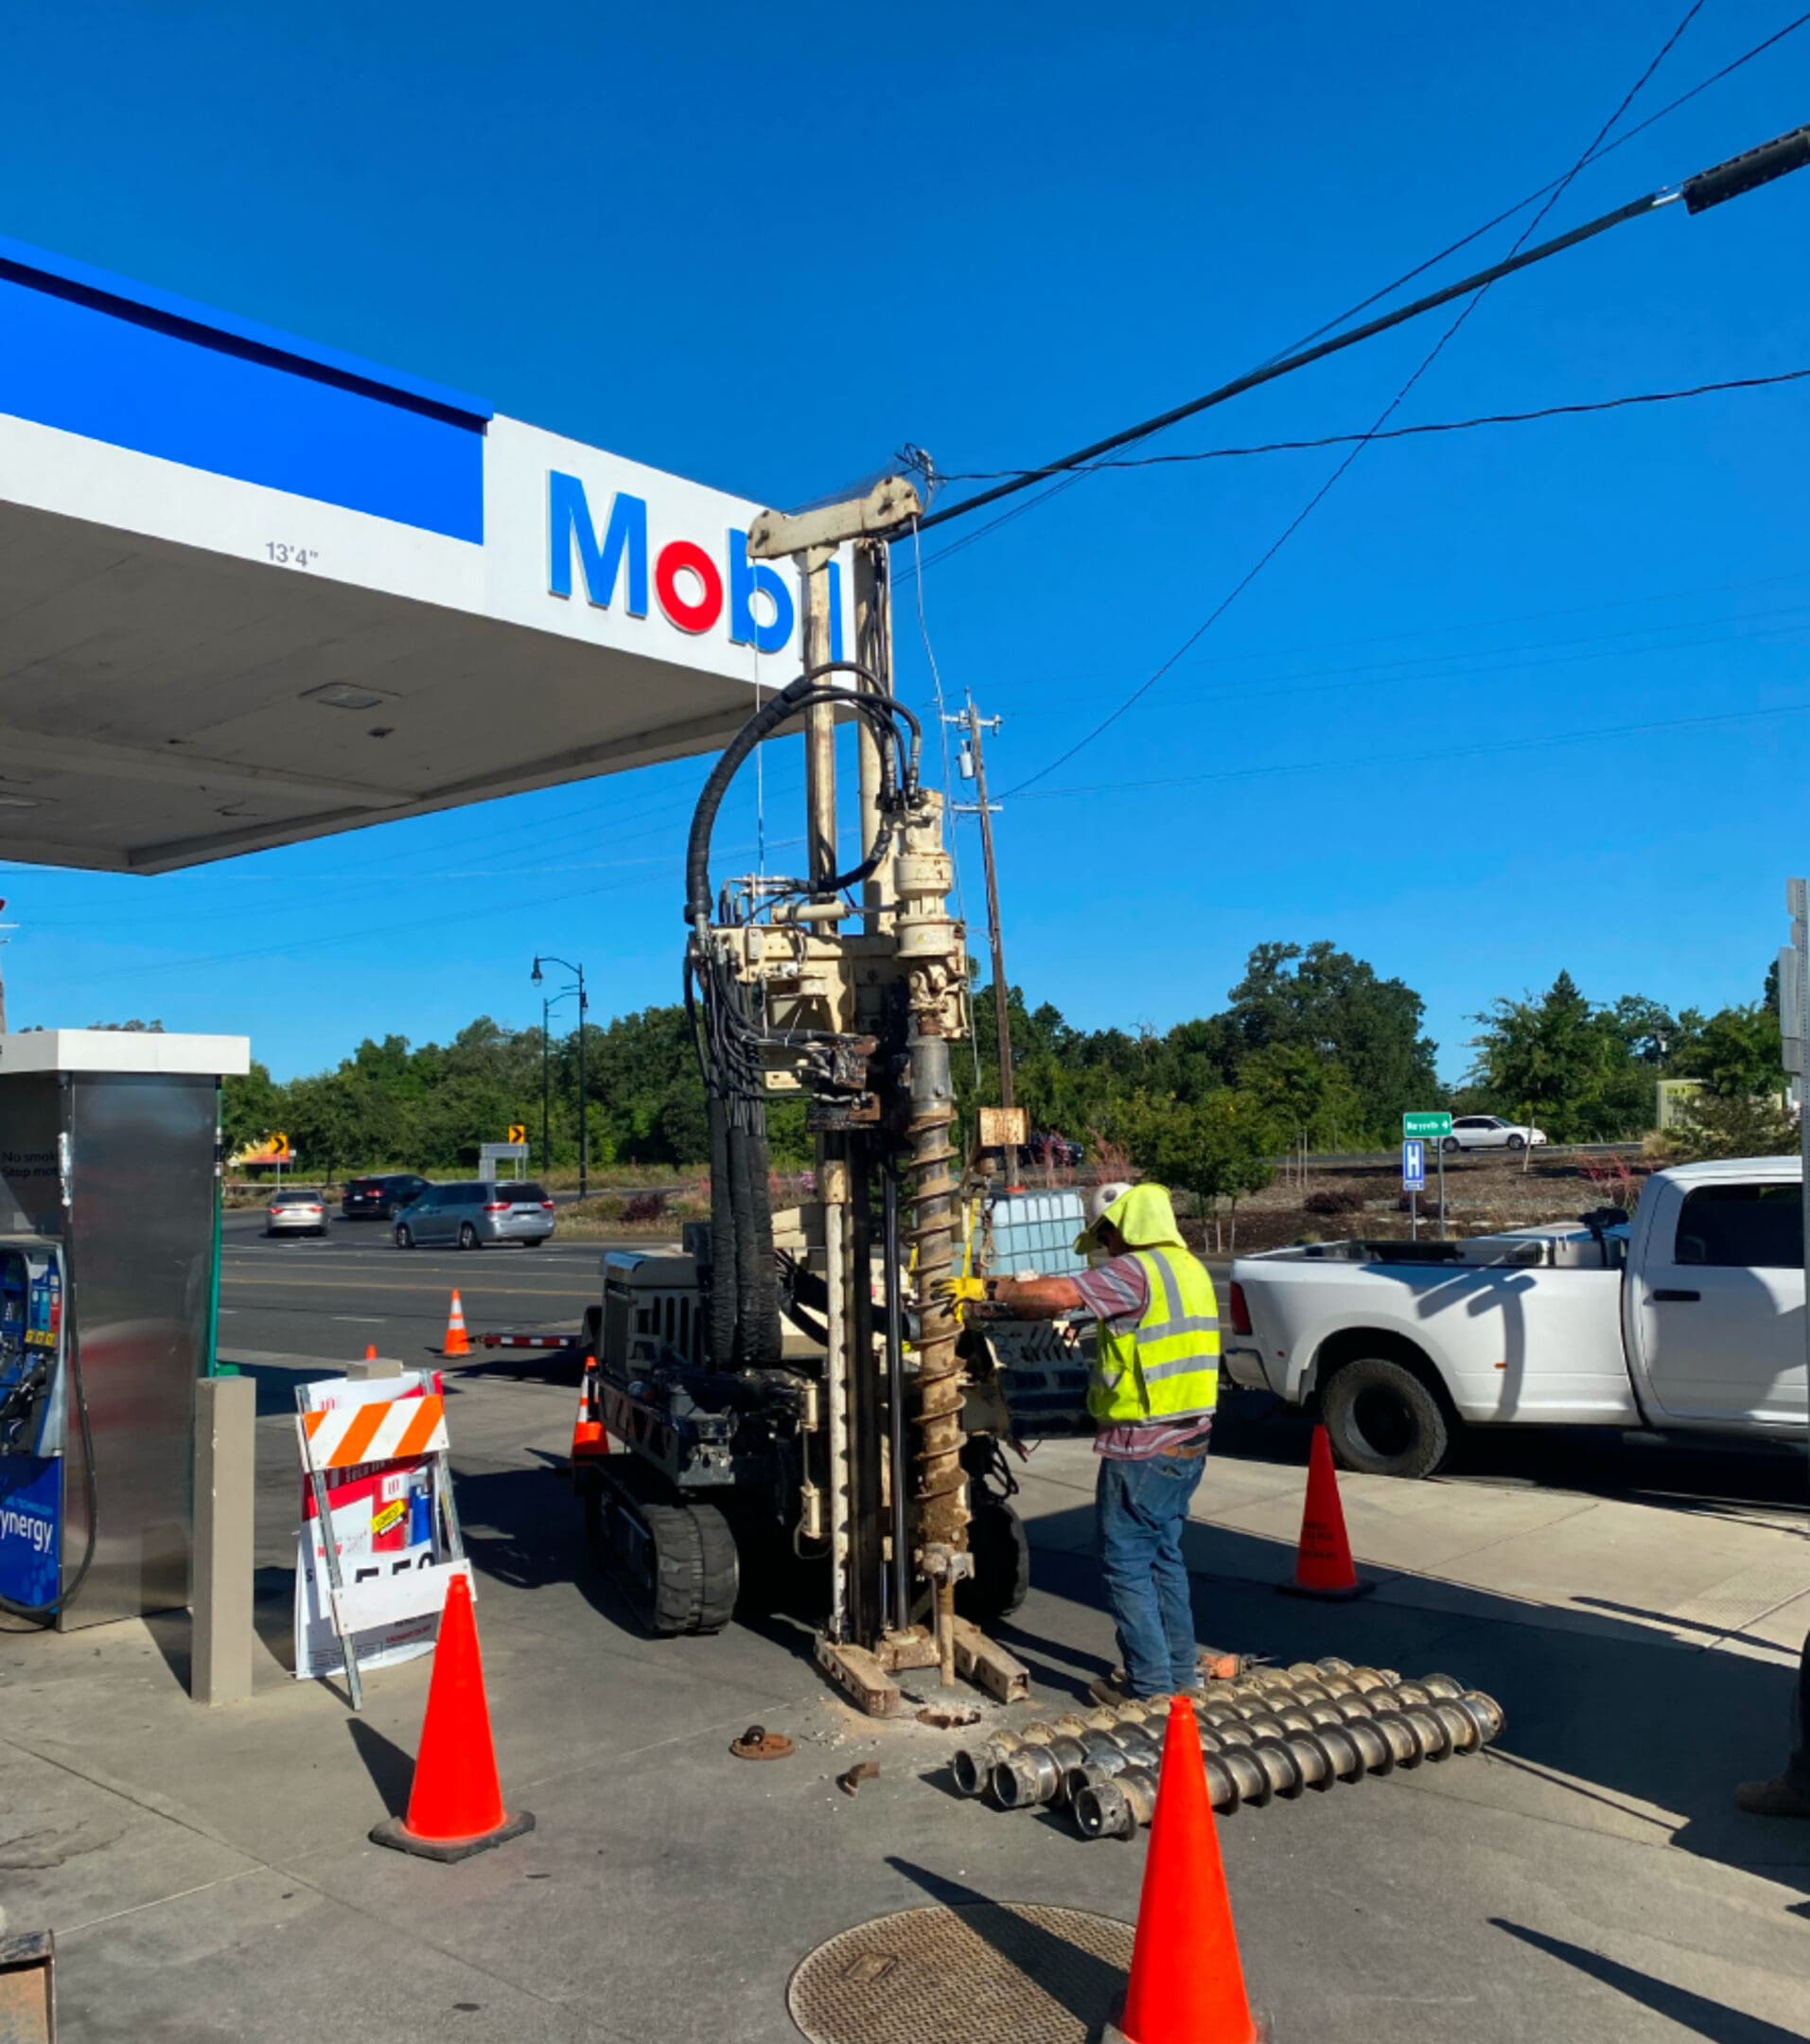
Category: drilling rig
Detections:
[{"x1": 573, "y1": 480, "x2": 1032, "y2": 1714}]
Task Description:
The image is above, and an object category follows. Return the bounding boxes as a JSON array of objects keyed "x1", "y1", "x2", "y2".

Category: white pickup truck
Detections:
[{"x1": 1222, "y1": 1155, "x2": 1809, "y2": 1477}]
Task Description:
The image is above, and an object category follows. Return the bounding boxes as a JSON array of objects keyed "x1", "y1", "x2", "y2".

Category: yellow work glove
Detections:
[{"x1": 930, "y1": 1274, "x2": 990, "y2": 1312}]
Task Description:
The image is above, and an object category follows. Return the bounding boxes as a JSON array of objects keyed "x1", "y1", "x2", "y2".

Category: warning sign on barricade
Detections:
[{"x1": 293, "y1": 1370, "x2": 470, "y2": 1700}]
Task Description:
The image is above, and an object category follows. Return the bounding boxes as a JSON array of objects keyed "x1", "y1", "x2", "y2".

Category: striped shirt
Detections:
[{"x1": 1071, "y1": 1252, "x2": 1216, "y2": 1463}]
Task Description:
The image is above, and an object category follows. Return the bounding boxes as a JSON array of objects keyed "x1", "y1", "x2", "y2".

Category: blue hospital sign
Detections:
[{"x1": 1401, "y1": 1138, "x2": 1427, "y2": 1191}]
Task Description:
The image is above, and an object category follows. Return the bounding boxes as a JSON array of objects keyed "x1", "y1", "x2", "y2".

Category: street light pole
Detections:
[
  {"x1": 577, "y1": 966, "x2": 589, "y2": 1199},
  {"x1": 532, "y1": 956, "x2": 589, "y2": 1199},
  {"x1": 537, "y1": 985, "x2": 580, "y2": 1177},
  {"x1": 542, "y1": 996, "x2": 553, "y2": 1172}
]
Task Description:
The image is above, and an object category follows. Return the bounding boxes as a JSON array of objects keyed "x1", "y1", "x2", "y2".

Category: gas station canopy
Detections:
[{"x1": 0, "y1": 233, "x2": 846, "y2": 873}]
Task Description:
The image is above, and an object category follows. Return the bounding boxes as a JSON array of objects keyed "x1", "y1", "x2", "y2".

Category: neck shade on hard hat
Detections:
[{"x1": 1074, "y1": 1181, "x2": 1186, "y2": 1258}]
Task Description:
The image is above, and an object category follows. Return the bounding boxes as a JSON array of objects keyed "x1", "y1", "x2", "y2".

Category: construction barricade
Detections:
[{"x1": 293, "y1": 1368, "x2": 470, "y2": 1708}]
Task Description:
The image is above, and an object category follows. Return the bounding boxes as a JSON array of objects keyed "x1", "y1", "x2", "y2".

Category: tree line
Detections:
[{"x1": 219, "y1": 940, "x2": 1785, "y2": 1186}]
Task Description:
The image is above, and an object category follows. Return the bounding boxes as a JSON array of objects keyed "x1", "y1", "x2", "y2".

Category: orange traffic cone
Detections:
[
  {"x1": 442, "y1": 1291, "x2": 471, "y2": 1358},
  {"x1": 570, "y1": 1355, "x2": 608, "y2": 1461},
  {"x1": 1281, "y1": 1423, "x2": 1372, "y2": 1600},
  {"x1": 1109, "y1": 1698, "x2": 1263, "y2": 2044},
  {"x1": 364, "y1": 1344, "x2": 379, "y2": 1362},
  {"x1": 370, "y1": 1573, "x2": 535, "y2": 1861}
]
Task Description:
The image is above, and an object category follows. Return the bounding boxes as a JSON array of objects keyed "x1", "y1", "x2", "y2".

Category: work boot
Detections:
[
  {"x1": 1735, "y1": 1775, "x2": 1810, "y2": 1820},
  {"x1": 1090, "y1": 1676, "x2": 1169, "y2": 1709},
  {"x1": 1099, "y1": 1647, "x2": 1245, "y2": 1701}
]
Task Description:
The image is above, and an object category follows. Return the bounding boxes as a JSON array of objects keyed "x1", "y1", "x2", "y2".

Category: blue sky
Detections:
[{"x1": 2, "y1": 1, "x2": 1808, "y2": 1081}]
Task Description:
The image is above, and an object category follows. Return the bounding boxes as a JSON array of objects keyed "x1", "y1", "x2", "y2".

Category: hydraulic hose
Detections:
[
  {"x1": 683, "y1": 663, "x2": 921, "y2": 926},
  {"x1": 684, "y1": 662, "x2": 924, "y2": 1375},
  {"x1": 741, "y1": 1117, "x2": 782, "y2": 1362},
  {"x1": 706, "y1": 1092, "x2": 737, "y2": 1366}
]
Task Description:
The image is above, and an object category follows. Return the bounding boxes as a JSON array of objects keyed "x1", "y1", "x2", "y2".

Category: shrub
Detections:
[
  {"x1": 1670, "y1": 1090, "x2": 1798, "y2": 1163},
  {"x1": 623, "y1": 1189, "x2": 672, "y2": 1224},
  {"x1": 1304, "y1": 1187, "x2": 1362, "y2": 1216}
]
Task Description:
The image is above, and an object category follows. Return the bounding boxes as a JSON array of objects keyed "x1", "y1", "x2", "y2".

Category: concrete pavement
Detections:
[{"x1": 2, "y1": 1349, "x2": 1807, "y2": 2042}]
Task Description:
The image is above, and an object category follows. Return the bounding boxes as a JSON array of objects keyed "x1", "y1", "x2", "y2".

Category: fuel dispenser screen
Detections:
[{"x1": 0, "y1": 1244, "x2": 65, "y2": 1608}]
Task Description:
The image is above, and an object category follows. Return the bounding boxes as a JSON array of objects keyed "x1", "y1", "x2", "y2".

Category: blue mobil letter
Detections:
[
  {"x1": 729, "y1": 529, "x2": 795, "y2": 654},
  {"x1": 549, "y1": 471, "x2": 648, "y2": 615}
]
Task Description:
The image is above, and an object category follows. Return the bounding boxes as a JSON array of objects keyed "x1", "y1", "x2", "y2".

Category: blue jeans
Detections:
[{"x1": 1096, "y1": 1452, "x2": 1207, "y2": 1698}]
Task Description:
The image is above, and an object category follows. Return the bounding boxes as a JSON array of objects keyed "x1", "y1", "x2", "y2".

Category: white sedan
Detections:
[
  {"x1": 1443, "y1": 1115, "x2": 1548, "y2": 1153},
  {"x1": 266, "y1": 1189, "x2": 328, "y2": 1236}
]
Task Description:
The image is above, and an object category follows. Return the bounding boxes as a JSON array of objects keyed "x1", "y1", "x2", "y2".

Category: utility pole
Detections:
[
  {"x1": 0, "y1": 897, "x2": 11, "y2": 1035},
  {"x1": 949, "y1": 700, "x2": 1020, "y2": 1189},
  {"x1": 532, "y1": 956, "x2": 589, "y2": 1198}
]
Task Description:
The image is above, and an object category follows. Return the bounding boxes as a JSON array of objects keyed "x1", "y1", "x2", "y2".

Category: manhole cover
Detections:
[{"x1": 788, "y1": 1902, "x2": 1133, "y2": 2044}]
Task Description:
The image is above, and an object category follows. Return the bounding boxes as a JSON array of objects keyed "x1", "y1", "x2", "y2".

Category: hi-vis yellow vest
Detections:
[{"x1": 1088, "y1": 1247, "x2": 1221, "y2": 1425}]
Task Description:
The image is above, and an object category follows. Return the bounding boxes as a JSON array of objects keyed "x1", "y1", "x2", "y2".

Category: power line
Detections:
[
  {"x1": 917, "y1": 565, "x2": 1810, "y2": 708},
  {"x1": 928, "y1": 365, "x2": 1810, "y2": 478},
  {"x1": 1265, "y1": 9, "x2": 1810, "y2": 367},
  {"x1": 979, "y1": 606, "x2": 1810, "y2": 725},
  {"x1": 1010, "y1": 696, "x2": 1810, "y2": 803},
  {"x1": 894, "y1": 13, "x2": 1810, "y2": 589},
  {"x1": 1002, "y1": 9, "x2": 1727, "y2": 796}
]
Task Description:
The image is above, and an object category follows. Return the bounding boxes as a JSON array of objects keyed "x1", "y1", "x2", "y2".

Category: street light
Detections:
[
  {"x1": 532, "y1": 955, "x2": 589, "y2": 1197},
  {"x1": 539, "y1": 984, "x2": 579, "y2": 1178}
]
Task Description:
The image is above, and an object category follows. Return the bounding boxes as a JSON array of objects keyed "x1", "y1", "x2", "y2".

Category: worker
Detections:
[
  {"x1": 1736, "y1": 1626, "x2": 1810, "y2": 1819},
  {"x1": 947, "y1": 1181, "x2": 1222, "y2": 1704}
]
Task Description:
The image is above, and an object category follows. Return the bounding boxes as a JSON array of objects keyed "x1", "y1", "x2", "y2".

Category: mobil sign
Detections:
[{"x1": 544, "y1": 467, "x2": 843, "y2": 664}]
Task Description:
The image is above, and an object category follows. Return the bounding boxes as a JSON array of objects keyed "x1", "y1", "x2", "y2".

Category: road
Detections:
[
  {"x1": 221, "y1": 1215, "x2": 1808, "y2": 1515},
  {"x1": 218, "y1": 1207, "x2": 627, "y2": 1361}
]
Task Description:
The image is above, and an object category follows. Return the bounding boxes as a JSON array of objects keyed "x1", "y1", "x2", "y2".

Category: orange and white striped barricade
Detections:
[{"x1": 293, "y1": 1370, "x2": 470, "y2": 1709}]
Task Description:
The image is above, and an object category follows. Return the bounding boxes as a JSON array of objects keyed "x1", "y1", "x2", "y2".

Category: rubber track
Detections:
[
  {"x1": 638, "y1": 1505, "x2": 707, "y2": 1635},
  {"x1": 598, "y1": 1486, "x2": 739, "y2": 1637},
  {"x1": 690, "y1": 1504, "x2": 739, "y2": 1634}
]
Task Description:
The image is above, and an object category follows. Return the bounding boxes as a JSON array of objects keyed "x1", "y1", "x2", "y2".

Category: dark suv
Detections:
[{"x1": 342, "y1": 1172, "x2": 431, "y2": 1222}]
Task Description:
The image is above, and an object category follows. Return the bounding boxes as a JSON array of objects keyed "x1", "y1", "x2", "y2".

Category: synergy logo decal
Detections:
[
  {"x1": 0, "y1": 1503, "x2": 54, "y2": 1554},
  {"x1": 547, "y1": 470, "x2": 840, "y2": 658}
]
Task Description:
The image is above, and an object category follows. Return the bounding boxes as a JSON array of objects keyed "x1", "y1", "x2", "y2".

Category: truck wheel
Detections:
[
  {"x1": 1322, "y1": 1357, "x2": 1452, "y2": 1479},
  {"x1": 958, "y1": 1498, "x2": 1030, "y2": 1622}
]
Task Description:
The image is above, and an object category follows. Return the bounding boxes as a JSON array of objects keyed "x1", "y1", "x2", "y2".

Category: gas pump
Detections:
[{"x1": 0, "y1": 1237, "x2": 88, "y2": 1614}]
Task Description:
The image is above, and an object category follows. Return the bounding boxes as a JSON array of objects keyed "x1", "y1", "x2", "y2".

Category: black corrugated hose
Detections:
[{"x1": 684, "y1": 663, "x2": 923, "y2": 1369}]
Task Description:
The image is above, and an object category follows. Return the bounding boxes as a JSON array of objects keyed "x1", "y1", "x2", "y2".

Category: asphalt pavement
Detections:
[{"x1": 218, "y1": 1207, "x2": 627, "y2": 1361}]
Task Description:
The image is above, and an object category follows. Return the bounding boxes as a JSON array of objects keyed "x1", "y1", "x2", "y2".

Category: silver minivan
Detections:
[{"x1": 394, "y1": 1180, "x2": 556, "y2": 1250}]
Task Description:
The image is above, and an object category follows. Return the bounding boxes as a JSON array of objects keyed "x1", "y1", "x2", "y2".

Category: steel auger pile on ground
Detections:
[{"x1": 951, "y1": 1659, "x2": 1504, "y2": 1841}]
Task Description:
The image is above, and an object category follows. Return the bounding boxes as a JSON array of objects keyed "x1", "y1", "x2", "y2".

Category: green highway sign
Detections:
[{"x1": 1403, "y1": 1111, "x2": 1453, "y2": 1139}]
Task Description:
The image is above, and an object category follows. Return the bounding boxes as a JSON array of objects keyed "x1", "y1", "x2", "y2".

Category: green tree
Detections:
[
  {"x1": 1223, "y1": 941, "x2": 1437, "y2": 1135},
  {"x1": 1466, "y1": 971, "x2": 1651, "y2": 1140},
  {"x1": 1672, "y1": 1003, "x2": 1783, "y2": 1101},
  {"x1": 221, "y1": 1061, "x2": 284, "y2": 1154},
  {"x1": 1236, "y1": 1042, "x2": 1368, "y2": 1154},
  {"x1": 1119, "y1": 1088, "x2": 1274, "y2": 1252}
]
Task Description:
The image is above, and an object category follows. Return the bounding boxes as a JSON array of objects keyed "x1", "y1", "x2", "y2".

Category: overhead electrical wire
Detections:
[
  {"x1": 923, "y1": 565, "x2": 1810, "y2": 708},
  {"x1": 60, "y1": 828, "x2": 811, "y2": 982},
  {"x1": 1001, "y1": 8, "x2": 1751, "y2": 795},
  {"x1": 985, "y1": 605, "x2": 1810, "y2": 723},
  {"x1": 1008, "y1": 696, "x2": 1810, "y2": 803},
  {"x1": 898, "y1": 11, "x2": 1810, "y2": 583},
  {"x1": 1251, "y1": 7, "x2": 1810, "y2": 371},
  {"x1": 926, "y1": 365, "x2": 1810, "y2": 478}
]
